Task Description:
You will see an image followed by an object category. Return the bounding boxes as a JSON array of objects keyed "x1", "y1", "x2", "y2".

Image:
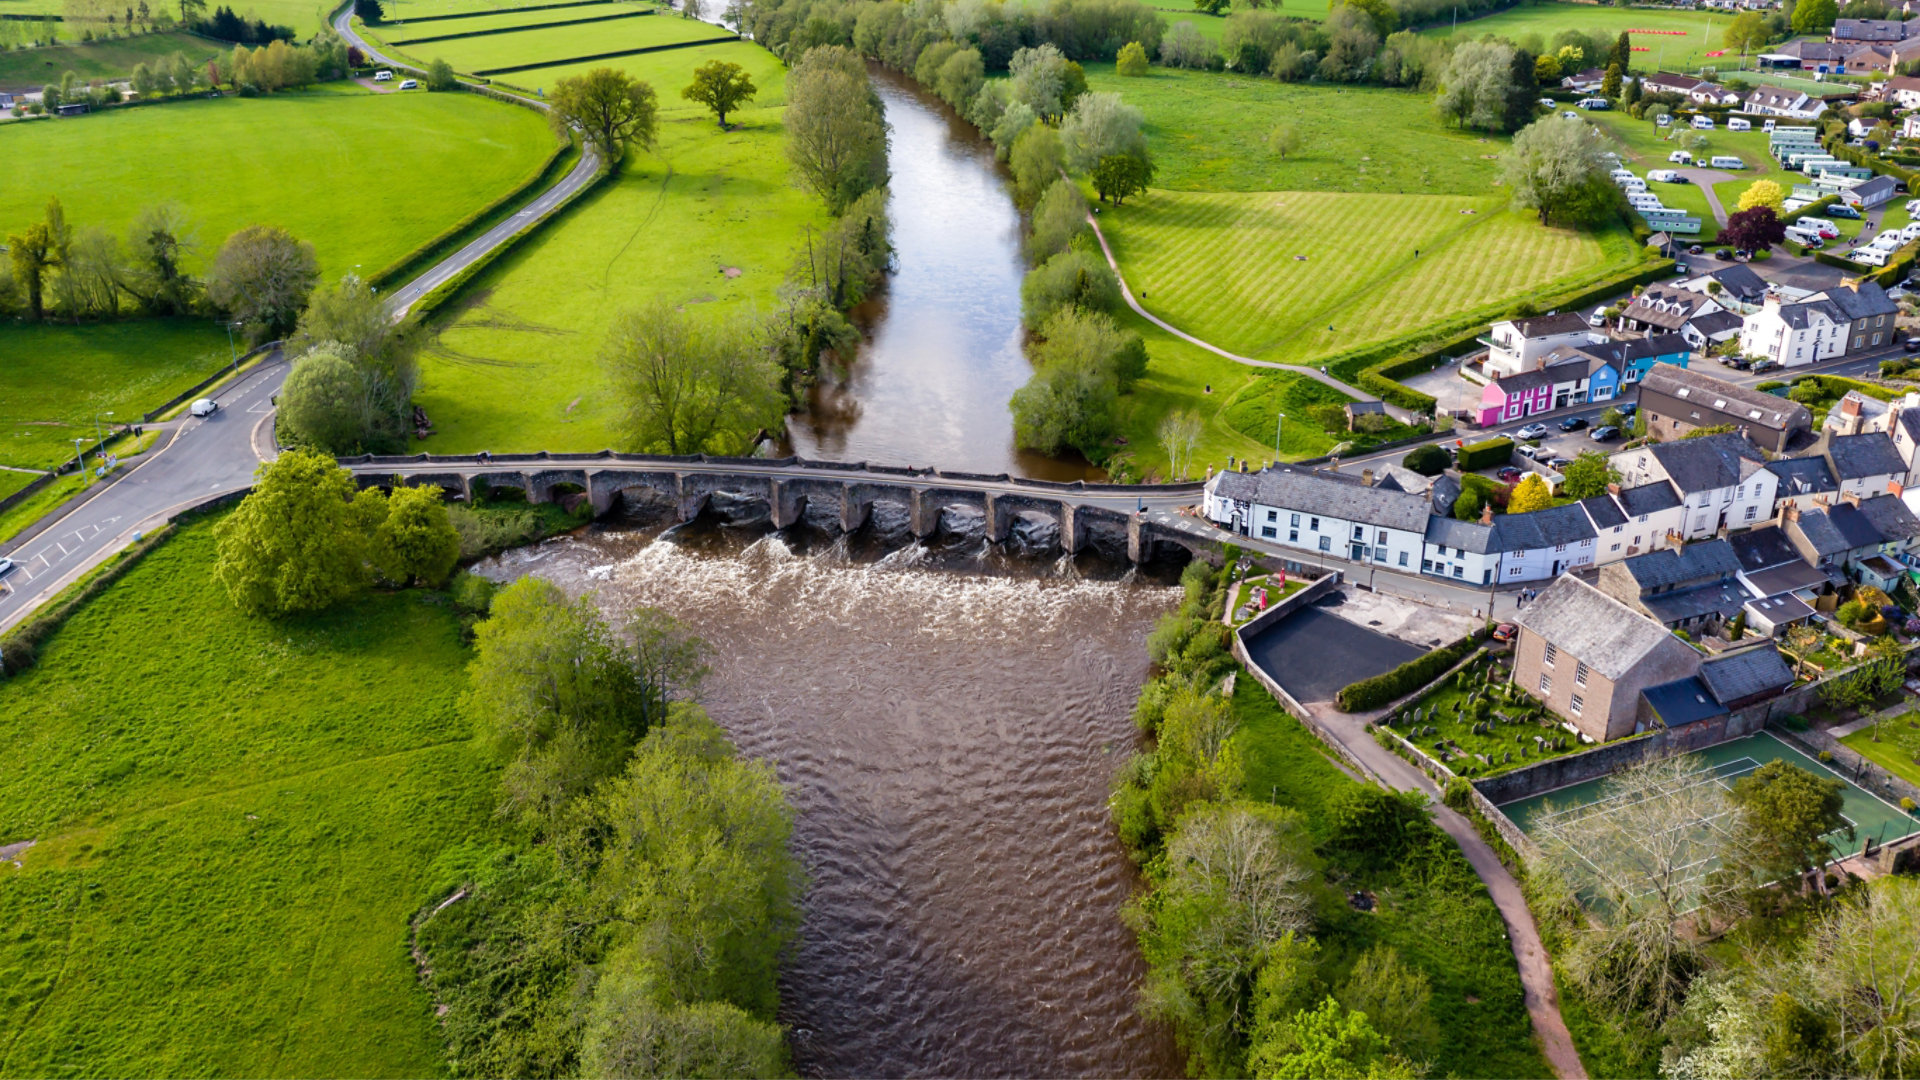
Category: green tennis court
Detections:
[{"x1": 1500, "y1": 731, "x2": 1918, "y2": 879}]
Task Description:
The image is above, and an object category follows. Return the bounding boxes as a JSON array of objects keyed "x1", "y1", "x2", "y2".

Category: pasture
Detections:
[
  {"x1": 414, "y1": 100, "x2": 826, "y2": 452},
  {"x1": 391, "y1": 10, "x2": 732, "y2": 72},
  {"x1": 376, "y1": 0, "x2": 645, "y2": 37},
  {"x1": 0, "y1": 320, "x2": 229, "y2": 470},
  {"x1": 0, "y1": 517, "x2": 496, "y2": 1076},
  {"x1": 1099, "y1": 188, "x2": 1631, "y2": 365},
  {"x1": 0, "y1": 84, "x2": 555, "y2": 281},
  {"x1": 0, "y1": 31, "x2": 218, "y2": 92},
  {"x1": 1423, "y1": 2, "x2": 1739, "y2": 72},
  {"x1": 499, "y1": 37, "x2": 787, "y2": 103},
  {"x1": 1085, "y1": 62, "x2": 1507, "y2": 194}
]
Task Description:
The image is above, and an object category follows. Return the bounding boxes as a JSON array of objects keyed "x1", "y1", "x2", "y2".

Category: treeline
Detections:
[
  {"x1": 193, "y1": 4, "x2": 291, "y2": 42},
  {"x1": 414, "y1": 579, "x2": 803, "y2": 1078}
]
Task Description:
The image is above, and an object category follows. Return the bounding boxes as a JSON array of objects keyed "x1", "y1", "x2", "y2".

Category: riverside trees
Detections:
[
  {"x1": 783, "y1": 44, "x2": 889, "y2": 213},
  {"x1": 276, "y1": 272, "x2": 420, "y2": 454}
]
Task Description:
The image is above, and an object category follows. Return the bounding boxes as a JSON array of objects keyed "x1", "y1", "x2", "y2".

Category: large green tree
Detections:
[
  {"x1": 550, "y1": 67, "x2": 659, "y2": 169},
  {"x1": 602, "y1": 300, "x2": 785, "y2": 455},
  {"x1": 1559, "y1": 451, "x2": 1621, "y2": 499},
  {"x1": 1727, "y1": 760, "x2": 1849, "y2": 888},
  {"x1": 372, "y1": 481, "x2": 459, "y2": 587},
  {"x1": 681, "y1": 59, "x2": 756, "y2": 128},
  {"x1": 1500, "y1": 115, "x2": 1612, "y2": 227},
  {"x1": 783, "y1": 44, "x2": 888, "y2": 212},
  {"x1": 212, "y1": 449, "x2": 386, "y2": 616},
  {"x1": 206, "y1": 223, "x2": 319, "y2": 341}
]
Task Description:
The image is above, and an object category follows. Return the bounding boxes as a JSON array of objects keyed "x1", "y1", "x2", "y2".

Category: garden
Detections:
[
  {"x1": 1377, "y1": 651, "x2": 1587, "y2": 778},
  {"x1": 1842, "y1": 714, "x2": 1920, "y2": 788},
  {"x1": 1228, "y1": 570, "x2": 1305, "y2": 626}
]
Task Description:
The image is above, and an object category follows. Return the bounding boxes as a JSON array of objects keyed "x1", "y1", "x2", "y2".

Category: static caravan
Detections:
[
  {"x1": 1610, "y1": 168, "x2": 1636, "y2": 182},
  {"x1": 1813, "y1": 162, "x2": 1874, "y2": 181},
  {"x1": 1621, "y1": 178, "x2": 1648, "y2": 193},
  {"x1": 1629, "y1": 194, "x2": 1665, "y2": 211},
  {"x1": 1692, "y1": 115, "x2": 1716, "y2": 129},
  {"x1": 1727, "y1": 117, "x2": 1752, "y2": 131},
  {"x1": 1709, "y1": 155, "x2": 1746, "y2": 169},
  {"x1": 1853, "y1": 245, "x2": 1897, "y2": 267},
  {"x1": 1642, "y1": 208, "x2": 1702, "y2": 234}
]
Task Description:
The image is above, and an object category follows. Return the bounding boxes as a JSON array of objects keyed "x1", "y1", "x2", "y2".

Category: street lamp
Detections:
[
  {"x1": 225, "y1": 320, "x2": 240, "y2": 372},
  {"x1": 72, "y1": 436, "x2": 85, "y2": 476},
  {"x1": 93, "y1": 409, "x2": 112, "y2": 448}
]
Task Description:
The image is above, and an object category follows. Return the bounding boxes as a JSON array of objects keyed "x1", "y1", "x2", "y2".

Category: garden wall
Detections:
[{"x1": 1470, "y1": 710, "x2": 1767, "y2": 806}]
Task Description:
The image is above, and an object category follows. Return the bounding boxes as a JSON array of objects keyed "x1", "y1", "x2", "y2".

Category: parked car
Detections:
[
  {"x1": 1496, "y1": 466, "x2": 1524, "y2": 482},
  {"x1": 1828, "y1": 204, "x2": 1862, "y2": 219},
  {"x1": 1590, "y1": 425, "x2": 1621, "y2": 441},
  {"x1": 1905, "y1": 337, "x2": 1920, "y2": 353},
  {"x1": 1559, "y1": 416, "x2": 1588, "y2": 431},
  {"x1": 1588, "y1": 306, "x2": 1608, "y2": 327},
  {"x1": 1548, "y1": 457, "x2": 1574, "y2": 469},
  {"x1": 1751, "y1": 358, "x2": 1781, "y2": 373},
  {"x1": 1728, "y1": 356, "x2": 1752, "y2": 370},
  {"x1": 0, "y1": 556, "x2": 12, "y2": 578},
  {"x1": 1515, "y1": 422, "x2": 1550, "y2": 440},
  {"x1": 398, "y1": 78, "x2": 419, "y2": 90},
  {"x1": 1719, "y1": 354, "x2": 1742, "y2": 366},
  {"x1": 189, "y1": 398, "x2": 218, "y2": 417},
  {"x1": 1561, "y1": 110, "x2": 1580, "y2": 120},
  {"x1": 1617, "y1": 402, "x2": 1638, "y2": 417},
  {"x1": 1688, "y1": 244, "x2": 1703, "y2": 255}
]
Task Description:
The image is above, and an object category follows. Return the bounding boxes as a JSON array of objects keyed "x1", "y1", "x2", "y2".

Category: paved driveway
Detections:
[
  {"x1": 1241, "y1": 605, "x2": 1424, "y2": 704},
  {"x1": 1674, "y1": 168, "x2": 1738, "y2": 227}
]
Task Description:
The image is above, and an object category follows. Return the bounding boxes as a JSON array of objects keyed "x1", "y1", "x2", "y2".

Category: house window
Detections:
[
  {"x1": 1289, "y1": 530, "x2": 1299, "y2": 542},
  {"x1": 1611, "y1": 542, "x2": 1621, "y2": 551},
  {"x1": 1376, "y1": 530, "x2": 1387, "y2": 545},
  {"x1": 1745, "y1": 506, "x2": 1758, "y2": 520},
  {"x1": 1399, "y1": 551, "x2": 1409, "y2": 567},
  {"x1": 1291, "y1": 513, "x2": 1300, "y2": 527},
  {"x1": 1267, "y1": 510, "x2": 1278, "y2": 522},
  {"x1": 1575, "y1": 661, "x2": 1589, "y2": 685},
  {"x1": 1540, "y1": 674, "x2": 1552, "y2": 694},
  {"x1": 1452, "y1": 565, "x2": 1463, "y2": 578},
  {"x1": 1570, "y1": 693, "x2": 1585, "y2": 715},
  {"x1": 1874, "y1": 333, "x2": 1884, "y2": 346},
  {"x1": 1544, "y1": 642, "x2": 1558, "y2": 666},
  {"x1": 1422, "y1": 559, "x2": 1434, "y2": 572},
  {"x1": 1319, "y1": 536, "x2": 1331, "y2": 552},
  {"x1": 1555, "y1": 543, "x2": 1567, "y2": 552},
  {"x1": 1310, "y1": 517, "x2": 1320, "y2": 532},
  {"x1": 1510, "y1": 566, "x2": 1523, "y2": 576},
  {"x1": 1353, "y1": 525, "x2": 1364, "y2": 540},
  {"x1": 1375, "y1": 547, "x2": 1387, "y2": 562},
  {"x1": 1262, "y1": 526, "x2": 1277, "y2": 539}
]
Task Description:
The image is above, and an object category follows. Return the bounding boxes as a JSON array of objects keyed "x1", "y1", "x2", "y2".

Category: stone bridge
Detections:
[{"x1": 339, "y1": 451, "x2": 1216, "y2": 564}]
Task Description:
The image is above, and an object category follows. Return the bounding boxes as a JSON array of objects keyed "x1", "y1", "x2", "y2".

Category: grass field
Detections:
[
  {"x1": 0, "y1": 320, "x2": 229, "y2": 470},
  {"x1": 0, "y1": 84, "x2": 555, "y2": 282},
  {"x1": 389, "y1": 11, "x2": 731, "y2": 72},
  {"x1": 0, "y1": 517, "x2": 495, "y2": 1076},
  {"x1": 416, "y1": 92, "x2": 825, "y2": 451},
  {"x1": 1424, "y1": 2, "x2": 1738, "y2": 72},
  {"x1": 0, "y1": 31, "x2": 219, "y2": 93},
  {"x1": 1085, "y1": 63, "x2": 1507, "y2": 194},
  {"x1": 1843, "y1": 715, "x2": 1920, "y2": 789},
  {"x1": 493, "y1": 36, "x2": 785, "y2": 101},
  {"x1": 1101, "y1": 189, "x2": 1628, "y2": 365},
  {"x1": 372, "y1": 0, "x2": 651, "y2": 20},
  {"x1": 380, "y1": 1, "x2": 645, "y2": 37}
]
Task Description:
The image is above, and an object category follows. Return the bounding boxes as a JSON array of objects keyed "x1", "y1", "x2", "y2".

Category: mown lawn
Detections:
[
  {"x1": 496, "y1": 37, "x2": 787, "y2": 104},
  {"x1": 1422, "y1": 2, "x2": 1737, "y2": 71},
  {"x1": 1101, "y1": 189, "x2": 1626, "y2": 365},
  {"x1": 0, "y1": 517, "x2": 495, "y2": 1076},
  {"x1": 0, "y1": 320, "x2": 229, "y2": 470},
  {"x1": 1110, "y1": 310, "x2": 1271, "y2": 479},
  {"x1": 395, "y1": 9, "x2": 730, "y2": 71},
  {"x1": 1843, "y1": 717, "x2": 1920, "y2": 788},
  {"x1": 0, "y1": 84, "x2": 556, "y2": 281},
  {"x1": 1086, "y1": 63, "x2": 1507, "y2": 194},
  {"x1": 0, "y1": 31, "x2": 218, "y2": 92},
  {"x1": 416, "y1": 95, "x2": 825, "y2": 452},
  {"x1": 379, "y1": 0, "x2": 643, "y2": 37}
]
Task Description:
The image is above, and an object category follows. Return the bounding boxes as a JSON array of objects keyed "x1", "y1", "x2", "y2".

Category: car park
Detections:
[
  {"x1": 1515, "y1": 422, "x2": 1550, "y2": 440},
  {"x1": 189, "y1": 398, "x2": 218, "y2": 417},
  {"x1": 1559, "y1": 416, "x2": 1588, "y2": 432},
  {"x1": 1589, "y1": 425, "x2": 1620, "y2": 441}
]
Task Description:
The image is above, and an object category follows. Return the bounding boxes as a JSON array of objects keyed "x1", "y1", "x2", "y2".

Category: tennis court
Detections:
[{"x1": 1500, "y1": 732, "x2": 1918, "y2": 894}]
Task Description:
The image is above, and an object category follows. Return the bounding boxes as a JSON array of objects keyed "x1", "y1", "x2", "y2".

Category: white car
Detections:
[
  {"x1": 1515, "y1": 423, "x2": 1551, "y2": 440},
  {"x1": 1668, "y1": 151, "x2": 1693, "y2": 165},
  {"x1": 0, "y1": 556, "x2": 13, "y2": 577},
  {"x1": 398, "y1": 78, "x2": 419, "y2": 90},
  {"x1": 190, "y1": 398, "x2": 218, "y2": 417},
  {"x1": 1538, "y1": 97, "x2": 1555, "y2": 108}
]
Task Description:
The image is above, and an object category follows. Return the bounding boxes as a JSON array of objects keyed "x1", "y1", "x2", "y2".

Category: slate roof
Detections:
[
  {"x1": 1689, "y1": 311, "x2": 1745, "y2": 337},
  {"x1": 1745, "y1": 561, "x2": 1836, "y2": 595},
  {"x1": 1698, "y1": 644, "x2": 1795, "y2": 704},
  {"x1": 1768, "y1": 456, "x2": 1840, "y2": 498},
  {"x1": 1858, "y1": 493, "x2": 1920, "y2": 542},
  {"x1": 1849, "y1": 176, "x2": 1899, "y2": 204},
  {"x1": 1425, "y1": 515, "x2": 1498, "y2": 554},
  {"x1": 1505, "y1": 312, "x2": 1593, "y2": 338},
  {"x1": 1793, "y1": 507, "x2": 1855, "y2": 556},
  {"x1": 1493, "y1": 502, "x2": 1598, "y2": 551},
  {"x1": 1820, "y1": 280, "x2": 1900, "y2": 322},
  {"x1": 1492, "y1": 356, "x2": 1590, "y2": 394},
  {"x1": 1643, "y1": 367, "x2": 1812, "y2": 433},
  {"x1": 1618, "y1": 480, "x2": 1684, "y2": 516},
  {"x1": 1826, "y1": 432, "x2": 1907, "y2": 480},
  {"x1": 1347, "y1": 400, "x2": 1387, "y2": 416},
  {"x1": 1728, "y1": 525, "x2": 1803, "y2": 571},
  {"x1": 1896, "y1": 407, "x2": 1920, "y2": 447},
  {"x1": 1625, "y1": 287, "x2": 1712, "y2": 330},
  {"x1": 1214, "y1": 465, "x2": 1432, "y2": 532},
  {"x1": 1621, "y1": 538, "x2": 1742, "y2": 590},
  {"x1": 1430, "y1": 473, "x2": 1463, "y2": 516},
  {"x1": 1515, "y1": 575, "x2": 1688, "y2": 681},
  {"x1": 1643, "y1": 676, "x2": 1730, "y2": 727},
  {"x1": 1777, "y1": 299, "x2": 1847, "y2": 330},
  {"x1": 1580, "y1": 494, "x2": 1627, "y2": 531},
  {"x1": 1643, "y1": 579, "x2": 1754, "y2": 624},
  {"x1": 1748, "y1": 85, "x2": 1812, "y2": 110},
  {"x1": 1746, "y1": 592, "x2": 1816, "y2": 627},
  {"x1": 1646, "y1": 432, "x2": 1769, "y2": 493},
  {"x1": 1703, "y1": 264, "x2": 1767, "y2": 301},
  {"x1": 1829, "y1": 502, "x2": 1893, "y2": 549},
  {"x1": 1834, "y1": 17, "x2": 1920, "y2": 40}
]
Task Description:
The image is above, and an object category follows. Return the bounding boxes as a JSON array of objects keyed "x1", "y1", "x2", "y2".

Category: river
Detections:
[
  {"x1": 781, "y1": 70, "x2": 1102, "y2": 482},
  {"x1": 484, "y1": 510, "x2": 1182, "y2": 1077}
]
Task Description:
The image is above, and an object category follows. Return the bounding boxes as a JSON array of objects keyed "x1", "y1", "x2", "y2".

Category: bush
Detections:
[
  {"x1": 1020, "y1": 248, "x2": 1119, "y2": 326},
  {"x1": 1336, "y1": 633, "x2": 1484, "y2": 712},
  {"x1": 1402, "y1": 444, "x2": 1450, "y2": 476},
  {"x1": 1456, "y1": 437, "x2": 1514, "y2": 473}
]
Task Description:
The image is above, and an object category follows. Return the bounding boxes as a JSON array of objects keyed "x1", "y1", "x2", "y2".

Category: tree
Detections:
[
  {"x1": 1611, "y1": 30, "x2": 1631, "y2": 71},
  {"x1": 352, "y1": 0, "x2": 381, "y2": 20},
  {"x1": 1159, "y1": 410, "x2": 1204, "y2": 480},
  {"x1": 549, "y1": 67, "x2": 658, "y2": 170},
  {"x1": 1091, "y1": 152, "x2": 1153, "y2": 205},
  {"x1": 1727, "y1": 761, "x2": 1849, "y2": 889},
  {"x1": 1793, "y1": 0, "x2": 1838, "y2": 33},
  {"x1": 1402, "y1": 444, "x2": 1449, "y2": 476},
  {"x1": 1534, "y1": 52, "x2": 1561, "y2": 83},
  {"x1": 1501, "y1": 115, "x2": 1611, "y2": 227},
  {"x1": 681, "y1": 59, "x2": 755, "y2": 128},
  {"x1": 1559, "y1": 450, "x2": 1619, "y2": 499},
  {"x1": 580, "y1": 984, "x2": 789, "y2": 1080},
  {"x1": 1250, "y1": 997, "x2": 1418, "y2": 1080},
  {"x1": 1116, "y1": 39, "x2": 1150, "y2": 75},
  {"x1": 783, "y1": 45, "x2": 887, "y2": 213},
  {"x1": 1335, "y1": 946, "x2": 1439, "y2": 1063},
  {"x1": 1452, "y1": 485, "x2": 1484, "y2": 522},
  {"x1": 1737, "y1": 179, "x2": 1786, "y2": 213},
  {"x1": 372, "y1": 482, "x2": 459, "y2": 587},
  {"x1": 1030, "y1": 306, "x2": 1147, "y2": 390},
  {"x1": 1193, "y1": 0, "x2": 1226, "y2": 14},
  {"x1": 424, "y1": 55, "x2": 456, "y2": 91},
  {"x1": 1721, "y1": 205, "x2": 1786, "y2": 252},
  {"x1": 6, "y1": 197, "x2": 64, "y2": 321},
  {"x1": 1602, "y1": 61, "x2": 1622, "y2": 99},
  {"x1": 1009, "y1": 124, "x2": 1065, "y2": 209},
  {"x1": 1009, "y1": 42, "x2": 1070, "y2": 120},
  {"x1": 1060, "y1": 90, "x2": 1146, "y2": 172},
  {"x1": 213, "y1": 449, "x2": 385, "y2": 616},
  {"x1": 625, "y1": 607, "x2": 712, "y2": 733},
  {"x1": 1267, "y1": 121, "x2": 1301, "y2": 160},
  {"x1": 1437, "y1": 40, "x2": 1521, "y2": 133},
  {"x1": 1508, "y1": 473, "x2": 1552, "y2": 513},
  {"x1": 1021, "y1": 248, "x2": 1120, "y2": 326},
  {"x1": 602, "y1": 301, "x2": 784, "y2": 455},
  {"x1": 205, "y1": 223, "x2": 318, "y2": 340},
  {"x1": 121, "y1": 203, "x2": 197, "y2": 315},
  {"x1": 1342, "y1": 0, "x2": 1395, "y2": 35},
  {"x1": 1726, "y1": 10, "x2": 1770, "y2": 54},
  {"x1": 1027, "y1": 179, "x2": 1090, "y2": 264},
  {"x1": 278, "y1": 345, "x2": 380, "y2": 453}
]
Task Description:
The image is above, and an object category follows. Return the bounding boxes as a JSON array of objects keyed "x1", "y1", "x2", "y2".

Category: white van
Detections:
[
  {"x1": 1578, "y1": 97, "x2": 1611, "y2": 110},
  {"x1": 398, "y1": 78, "x2": 419, "y2": 90},
  {"x1": 1648, "y1": 169, "x2": 1682, "y2": 182},
  {"x1": 1709, "y1": 155, "x2": 1746, "y2": 169},
  {"x1": 1795, "y1": 217, "x2": 1840, "y2": 238},
  {"x1": 1669, "y1": 150, "x2": 1694, "y2": 165},
  {"x1": 373, "y1": 69, "x2": 393, "y2": 81},
  {"x1": 1692, "y1": 115, "x2": 1716, "y2": 129},
  {"x1": 1785, "y1": 226, "x2": 1825, "y2": 247},
  {"x1": 1727, "y1": 117, "x2": 1751, "y2": 131},
  {"x1": 190, "y1": 398, "x2": 219, "y2": 417},
  {"x1": 1656, "y1": 113, "x2": 1673, "y2": 127}
]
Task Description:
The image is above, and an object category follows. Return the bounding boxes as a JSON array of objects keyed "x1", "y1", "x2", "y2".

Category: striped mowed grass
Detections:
[
  {"x1": 1101, "y1": 189, "x2": 1617, "y2": 365},
  {"x1": 403, "y1": 11, "x2": 729, "y2": 72}
]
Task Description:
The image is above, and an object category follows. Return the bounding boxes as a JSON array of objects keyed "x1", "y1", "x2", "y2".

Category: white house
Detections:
[
  {"x1": 1481, "y1": 312, "x2": 1602, "y2": 378},
  {"x1": 1739, "y1": 292, "x2": 1849, "y2": 367},
  {"x1": 1204, "y1": 465, "x2": 1430, "y2": 571},
  {"x1": 1744, "y1": 85, "x2": 1828, "y2": 119},
  {"x1": 1611, "y1": 433, "x2": 1780, "y2": 538},
  {"x1": 1612, "y1": 480, "x2": 1689, "y2": 557},
  {"x1": 1420, "y1": 493, "x2": 1600, "y2": 583}
]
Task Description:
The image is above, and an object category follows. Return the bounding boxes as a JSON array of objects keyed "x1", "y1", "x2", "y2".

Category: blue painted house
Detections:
[{"x1": 1542, "y1": 334, "x2": 1691, "y2": 387}]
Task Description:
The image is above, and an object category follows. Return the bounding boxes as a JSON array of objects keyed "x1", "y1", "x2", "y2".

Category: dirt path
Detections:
[
  {"x1": 1677, "y1": 168, "x2": 1738, "y2": 228},
  {"x1": 1302, "y1": 701, "x2": 1589, "y2": 1080},
  {"x1": 1082, "y1": 211, "x2": 1419, "y2": 423}
]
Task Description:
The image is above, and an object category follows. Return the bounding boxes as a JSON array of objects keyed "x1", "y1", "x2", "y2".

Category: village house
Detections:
[
  {"x1": 1597, "y1": 538, "x2": 1751, "y2": 635},
  {"x1": 1202, "y1": 465, "x2": 1429, "y2": 570},
  {"x1": 1677, "y1": 265, "x2": 1770, "y2": 314},
  {"x1": 1482, "y1": 312, "x2": 1601, "y2": 379},
  {"x1": 1739, "y1": 281, "x2": 1898, "y2": 368},
  {"x1": 1641, "y1": 644, "x2": 1796, "y2": 729},
  {"x1": 1815, "y1": 431, "x2": 1907, "y2": 499},
  {"x1": 1619, "y1": 285, "x2": 1724, "y2": 336},
  {"x1": 1729, "y1": 523, "x2": 1837, "y2": 619},
  {"x1": 1612, "y1": 432, "x2": 1780, "y2": 538},
  {"x1": 1510, "y1": 574, "x2": 1705, "y2": 741},
  {"x1": 1743, "y1": 84, "x2": 1830, "y2": 118},
  {"x1": 1832, "y1": 17, "x2": 1920, "y2": 43},
  {"x1": 1418, "y1": 500, "x2": 1600, "y2": 583},
  {"x1": 1562, "y1": 68, "x2": 1607, "y2": 94},
  {"x1": 1780, "y1": 493, "x2": 1920, "y2": 578},
  {"x1": 1640, "y1": 72, "x2": 1740, "y2": 104},
  {"x1": 1614, "y1": 480, "x2": 1690, "y2": 557},
  {"x1": 1766, "y1": 455, "x2": 1842, "y2": 513},
  {"x1": 1886, "y1": 73, "x2": 1920, "y2": 108},
  {"x1": 1635, "y1": 365, "x2": 1813, "y2": 451}
]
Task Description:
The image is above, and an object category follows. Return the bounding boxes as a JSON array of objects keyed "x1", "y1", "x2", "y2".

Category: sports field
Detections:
[
  {"x1": 1424, "y1": 2, "x2": 1739, "y2": 72},
  {"x1": 1100, "y1": 189, "x2": 1630, "y2": 365},
  {"x1": 1085, "y1": 64, "x2": 1508, "y2": 194},
  {"x1": 0, "y1": 84, "x2": 555, "y2": 281},
  {"x1": 1501, "y1": 732, "x2": 1918, "y2": 897},
  {"x1": 0, "y1": 31, "x2": 219, "y2": 93},
  {"x1": 391, "y1": 10, "x2": 732, "y2": 72}
]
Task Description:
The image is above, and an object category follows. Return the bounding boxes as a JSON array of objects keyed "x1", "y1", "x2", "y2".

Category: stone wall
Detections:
[
  {"x1": 1471, "y1": 708, "x2": 1771, "y2": 806},
  {"x1": 1232, "y1": 571, "x2": 1343, "y2": 638}
]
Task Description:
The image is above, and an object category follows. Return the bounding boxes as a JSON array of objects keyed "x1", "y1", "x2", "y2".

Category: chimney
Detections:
[
  {"x1": 1893, "y1": 479, "x2": 1906, "y2": 498},
  {"x1": 1814, "y1": 493, "x2": 1831, "y2": 507},
  {"x1": 1843, "y1": 394, "x2": 1862, "y2": 418},
  {"x1": 1607, "y1": 482, "x2": 1622, "y2": 495},
  {"x1": 1785, "y1": 503, "x2": 1801, "y2": 522},
  {"x1": 1480, "y1": 504, "x2": 1494, "y2": 525},
  {"x1": 1667, "y1": 530, "x2": 1687, "y2": 550},
  {"x1": 1842, "y1": 490, "x2": 1862, "y2": 508},
  {"x1": 1362, "y1": 469, "x2": 1375, "y2": 487}
]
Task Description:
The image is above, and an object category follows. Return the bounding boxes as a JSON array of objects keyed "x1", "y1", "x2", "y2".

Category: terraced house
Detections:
[
  {"x1": 1202, "y1": 465, "x2": 1429, "y2": 569},
  {"x1": 1636, "y1": 365, "x2": 1812, "y2": 451},
  {"x1": 1611, "y1": 432, "x2": 1780, "y2": 538}
]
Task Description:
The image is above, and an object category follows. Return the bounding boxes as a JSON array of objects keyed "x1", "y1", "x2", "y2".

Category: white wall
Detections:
[{"x1": 1422, "y1": 543, "x2": 1499, "y2": 585}]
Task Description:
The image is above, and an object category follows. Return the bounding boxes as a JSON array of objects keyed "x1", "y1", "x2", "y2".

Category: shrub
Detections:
[
  {"x1": 1020, "y1": 248, "x2": 1119, "y2": 326},
  {"x1": 1336, "y1": 633, "x2": 1484, "y2": 712},
  {"x1": 1456, "y1": 437, "x2": 1514, "y2": 473},
  {"x1": 1902, "y1": 796, "x2": 1916, "y2": 812},
  {"x1": 1402, "y1": 444, "x2": 1450, "y2": 476}
]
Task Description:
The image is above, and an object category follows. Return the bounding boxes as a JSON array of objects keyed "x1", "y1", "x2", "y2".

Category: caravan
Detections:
[
  {"x1": 1709, "y1": 155, "x2": 1746, "y2": 169},
  {"x1": 1691, "y1": 115, "x2": 1715, "y2": 129},
  {"x1": 1727, "y1": 117, "x2": 1751, "y2": 131}
]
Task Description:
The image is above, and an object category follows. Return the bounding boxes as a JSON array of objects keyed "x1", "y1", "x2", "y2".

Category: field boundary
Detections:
[
  {"x1": 391, "y1": 8, "x2": 651, "y2": 44},
  {"x1": 373, "y1": 0, "x2": 617, "y2": 25},
  {"x1": 471, "y1": 31, "x2": 738, "y2": 75},
  {"x1": 140, "y1": 339, "x2": 282, "y2": 422},
  {"x1": 366, "y1": 135, "x2": 575, "y2": 291}
]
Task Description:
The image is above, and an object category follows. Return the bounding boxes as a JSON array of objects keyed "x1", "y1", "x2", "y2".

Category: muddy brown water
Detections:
[
  {"x1": 780, "y1": 70, "x2": 1102, "y2": 483},
  {"x1": 482, "y1": 513, "x2": 1182, "y2": 1077}
]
